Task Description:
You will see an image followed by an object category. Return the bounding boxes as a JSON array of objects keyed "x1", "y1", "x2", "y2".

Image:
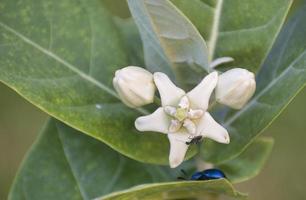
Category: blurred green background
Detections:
[
  {"x1": 1, "y1": 81, "x2": 305, "y2": 200},
  {"x1": 1, "y1": 0, "x2": 306, "y2": 199}
]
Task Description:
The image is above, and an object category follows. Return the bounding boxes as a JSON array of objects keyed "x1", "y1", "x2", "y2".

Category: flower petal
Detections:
[
  {"x1": 183, "y1": 119, "x2": 196, "y2": 135},
  {"x1": 169, "y1": 119, "x2": 182, "y2": 133},
  {"x1": 178, "y1": 96, "x2": 190, "y2": 109},
  {"x1": 168, "y1": 132, "x2": 190, "y2": 168},
  {"x1": 188, "y1": 109, "x2": 204, "y2": 119},
  {"x1": 187, "y1": 71, "x2": 218, "y2": 110},
  {"x1": 197, "y1": 112, "x2": 230, "y2": 144},
  {"x1": 164, "y1": 106, "x2": 177, "y2": 117},
  {"x1": 135, "y1": 107, "x2": 170, "y2": 134},
  {"x1": 154, "y1": 72, "x2": 185, "y2": 106}
]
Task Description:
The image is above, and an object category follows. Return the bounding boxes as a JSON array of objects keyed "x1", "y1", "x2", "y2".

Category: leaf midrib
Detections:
[
  {"x1": 56, "y1": 125, "x2": 126, "y2": 200},
  {"x1": 56, "y1": 126, "x2": 89, "y2": 200},
  {"x1": 0, "y1": 21, "x2": 149, "y2": 115},
  {"x1": 206, "y1": 1, "x2": 292, "y2": 68},
  {"x1": 207, "y1": 0, "x2": 223, "y2": 61},
  {"x1": 0, "y1": 22, "x2": 118, "y2": 98}
]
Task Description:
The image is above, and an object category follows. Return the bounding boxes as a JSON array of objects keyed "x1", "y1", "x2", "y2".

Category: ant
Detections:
[{"x1": 185, "y1": 135, "x2": 203, "y2": 145}]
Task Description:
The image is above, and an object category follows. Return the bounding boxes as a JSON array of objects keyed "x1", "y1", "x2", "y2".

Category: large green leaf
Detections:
[
  {"x1": 9, "y1": 119, "x2": 178, "y2": 200},
  {"x1": 113, "y1": 17, "x2": 145, "y2": 67},
  {"x1": 203, "y1": 4, "x2": 306, "y2": 164},
  {"x1": 218, "y1": 137, "x2": 274, "y2": 183},
  {"x1": 172, "y1": 0, "x2": 292, "y2": 72},
  {"x1": 97, "y1": 180, "x2": 246, "y2": 200},
  {"x1": 9, "y1": 116, "x2": 254, "y2": 200},
  {"x1": 0, "y1": 0, "x2": 197, "y2": 164},
  {"x1": 127, "y1": 0, "x2": 210, "y2": 89}
]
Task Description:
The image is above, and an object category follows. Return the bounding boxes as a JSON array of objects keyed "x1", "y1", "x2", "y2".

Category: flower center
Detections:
[
  {"x1": 174, "y1": 108, "x2": 188, "y2": 121},
  {"x1": 164, "y1": 96, "x2": 204, "y2": 134}
]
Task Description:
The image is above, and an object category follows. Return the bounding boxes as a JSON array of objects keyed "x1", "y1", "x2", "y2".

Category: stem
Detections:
[{"x1": 154, "y1": 96, "x2": 161, "y2": 106}]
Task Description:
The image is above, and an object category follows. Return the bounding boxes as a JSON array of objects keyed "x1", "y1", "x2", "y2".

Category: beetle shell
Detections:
[{"x1": 190, "y1": 169, "x2": 226, "y2": 180}]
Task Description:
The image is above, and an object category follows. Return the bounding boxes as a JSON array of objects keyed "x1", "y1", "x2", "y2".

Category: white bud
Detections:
[
  {"x1": 215, "y1": 68, "x2": 256, "y2": 109},
  {"x1": 113, "y1": 66, "x2": 155, "y2": 108}
]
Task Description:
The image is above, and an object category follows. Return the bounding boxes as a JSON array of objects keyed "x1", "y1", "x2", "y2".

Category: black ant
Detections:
[{"x1": 185, "y1": 136, "x2": 203, "y2": 145}]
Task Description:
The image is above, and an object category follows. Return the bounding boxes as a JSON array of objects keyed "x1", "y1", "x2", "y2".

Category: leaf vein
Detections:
[
  {"x1": 219, "y1": 9, "x2": 283, "y2": 35},
  {"x1": 207, "y1": 0, "x2": 223, "y2": 61},
  {"x1": 56, "y1": 124, "x2": 89, "y2": 200},
  {"x1": 0, "y1": 22, "x2": 118, "y2": 97},
  {"x1": 102, "y1": 156, "x2": 126, "y2": 194},
  {"x1": 0, "y1": 21, "x2": 149, "y2": 115},
  {"x1": 225, "y1": 50, "x2": 306, "y2": 127}
]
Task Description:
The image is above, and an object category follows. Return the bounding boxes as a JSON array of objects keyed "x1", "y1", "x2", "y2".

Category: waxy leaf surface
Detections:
[
  {"x1": 0, "y1": 0, "x2": 196, "y2": 164},
  {"x1": 97, "y1": 180, "x2": 246, "y2": 200},
  {"x1": 203, "y1": 5, "x2": 306, "y2": 163},
  {"x1": 218, "y1": 137, "x2": 274, "y2": 183},
  {"x1": 173, "y1": 0, "x2": 292, "y2": 72},
  {"x1": 9, "y1": 119, "x2": 176, "y2": 200},
  {"x1": 127, "y1": 0, "x2": 210, "y2": 88}
]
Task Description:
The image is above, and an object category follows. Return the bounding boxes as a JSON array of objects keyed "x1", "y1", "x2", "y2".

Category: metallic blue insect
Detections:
[{"x1": 178, "y1": 169, "x2": 226, "y2": 181}]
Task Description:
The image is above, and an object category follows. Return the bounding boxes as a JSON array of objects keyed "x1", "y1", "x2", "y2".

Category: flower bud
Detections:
[
  {"x1": 215, "y1": 68, "x2": 256, "y2": 109},
  {"x1": 113, "y1": 66, "x2": 155, "y2": 108}
]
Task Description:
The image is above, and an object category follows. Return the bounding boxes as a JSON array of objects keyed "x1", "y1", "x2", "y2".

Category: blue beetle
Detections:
[{"x1": 178, "y1": 169, "x2": 226, "y2": 181}]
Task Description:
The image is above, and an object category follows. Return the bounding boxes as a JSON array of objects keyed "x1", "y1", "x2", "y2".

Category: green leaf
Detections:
[
  {"x1": 202, "y1": 4, "x2": 306, "y2": 164},
  {"x1": 10, "y1": 119, "x2": 245, "y2": 199},
  {"x1": 170, "y1": 0, "x2": 214, "y2": 44},
  {"x1": 113, "y1": 17, "x2": 145, "y2": 67},
  {"x1": 217, "y1": 137, "x2": 274, "y2": 183},
  {"x1": 127, "y1": 0, "x2": 210, "y2": 89},
  {"x1": 0, "y1": 0, "x2": 196, "y2": 164},
  {"x1": 97, "y1": 180, "x2": 246, "y2": 200},
  {"x1": 172, "y1": 0, "x2": 292, "y2": 72},
  {"x1": 9, "y1": 119, "x2": 178, "y2": 200}
]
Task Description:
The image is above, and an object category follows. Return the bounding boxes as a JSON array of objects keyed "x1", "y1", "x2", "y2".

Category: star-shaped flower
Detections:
[{"x1": 135, "y1": 71, "x2": 230, "y2": 168}]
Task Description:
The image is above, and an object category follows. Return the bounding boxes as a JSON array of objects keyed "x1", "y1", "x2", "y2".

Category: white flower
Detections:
[
  {"x1": 216, "y1": 68, "x2": 256, "y2": 109},
  {"x1": 113, "y1": 66, "x2": 155, "y2": 108},
  {"x1": 135, "y1": 72, "x2": 230, "y2": 168}
]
